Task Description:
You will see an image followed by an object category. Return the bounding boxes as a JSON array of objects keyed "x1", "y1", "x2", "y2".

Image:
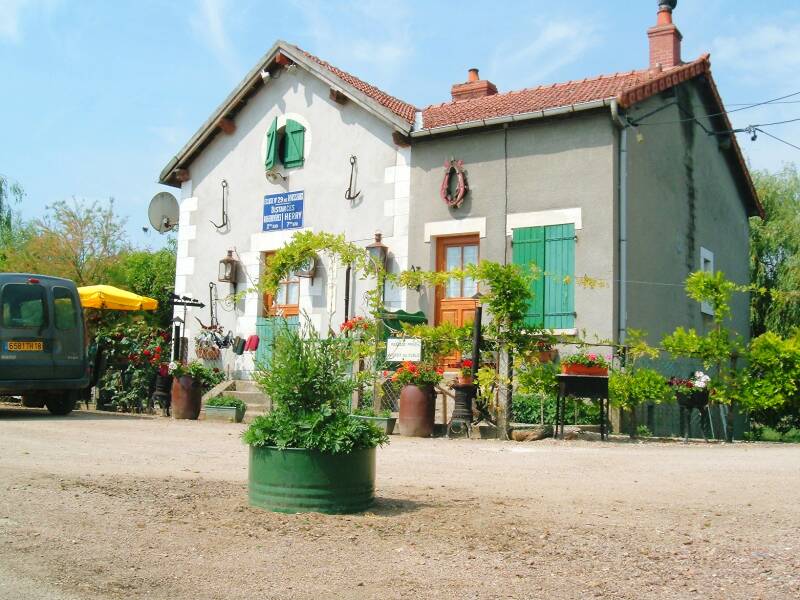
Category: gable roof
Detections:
[
  {"x1": 298, "y1": 49, "x2": 416, "y2": 123},
  {"x1": 157, "y1": 43, "x2": 760, "y2": 216},
  {"x1": 158, "y1": 41, "x2": 416, "y2": 187}
]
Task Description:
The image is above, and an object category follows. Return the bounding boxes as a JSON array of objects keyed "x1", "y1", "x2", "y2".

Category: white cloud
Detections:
[
  {"x1": 289, "y1": 0, "x2": 412, "y2": 75},
  {"x1": 190, "y1": 0, "x2": 240, "y2": 78},
  {"x1": 713, "y1": 22, "x2": 800, "y2": 85},
  {"x1": 0, "y1": 0, "x2": 60, "y2": 43},
  {"x1": 488, "y1": 19, "x2": 600, "y2": 88}
]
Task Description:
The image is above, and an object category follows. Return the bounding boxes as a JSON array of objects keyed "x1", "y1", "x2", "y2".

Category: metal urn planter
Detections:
[
  {"x1": 205, "y1": 405, "x2": 245, "y2": 423},
  {"x1": 352, "y1": 414, "x2": 396, "y2": 435},
  {"x1": 171, "y1": 375, "x2": 202, "y2": 420},
  {"x1": 248, "y1": 446, "x2": 376, "y2": 514},
  {"x1": 398, "y1": 384, "x2": 435, "y2": 437}
]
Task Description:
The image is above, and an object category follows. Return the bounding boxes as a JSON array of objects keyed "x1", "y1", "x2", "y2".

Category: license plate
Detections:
[{"x1": 6, "y1": 341, "x2": 44, "y2": 352}]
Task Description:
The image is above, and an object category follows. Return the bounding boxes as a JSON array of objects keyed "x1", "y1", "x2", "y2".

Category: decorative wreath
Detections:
[{"x1": 440, "y1": 159, "x2": 469, "y2": 208}]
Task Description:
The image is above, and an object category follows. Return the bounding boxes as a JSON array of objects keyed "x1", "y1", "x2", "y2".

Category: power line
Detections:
[
  {"x1": 630, "y1": 90, "x2": 800, "y2": 127},
  {"x1": 753, "y1": 128, "x2": 800, "y2": 152},
  {"x1": 750, "y1": 116, "x2": 800, "y2": 128}
]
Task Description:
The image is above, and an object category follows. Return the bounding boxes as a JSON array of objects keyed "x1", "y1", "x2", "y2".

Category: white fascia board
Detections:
[
  {"x1": 506, "y1": 208, "x2": 583, "y2": 235},
  {"x1": 424, "y1": 218, "x2": 487, "y2": 242}
]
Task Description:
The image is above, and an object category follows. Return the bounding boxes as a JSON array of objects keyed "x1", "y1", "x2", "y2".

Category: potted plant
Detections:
[
  {"x1": 243, "y1": 320, "x2": 388, "y2": 514},
  {"x1": 168, "y1": 361, "x2": 225, "y2": 420},
  {"x1": 351, "y1": 406, "x2": 396, "y2": 435},
  {"x1": 390, "y1": 361, "x2": 444, "y2": 437},
  {"x1": 527, "y1": 334, "x2": 559, "y2": 364},
  {"x1": 205, "y1": 395, "x2": 247, "y2": 423},
  {"x1": 457, "y1": 358, "x2": 474, "y2": 385},
  {"x1": 560, "y1": 351, "x2": 610, "y2": 376}
]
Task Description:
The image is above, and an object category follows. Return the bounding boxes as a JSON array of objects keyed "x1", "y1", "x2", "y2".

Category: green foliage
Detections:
[
  {"x1": 685, "y1": 270, "x2": 737, "y2": 324},
  {"x1": 169, "y1": 361, "x2": 225, "y2": 391},
  {"x1": 512, "y1": 394, "x2": 600, "y2": 425},
  {"x1": 738, "y1": 331, "x2": 800, "y2": 431},
  {"x1": 352, "y1": 406, "x2": 391, "y2": 418},
  {"x1": 0, "y1": 175, "x2": 24, "y2": 265},
  {"x1": 466, "y1": 261, "x2": 532, "y2": 335},
  {"x1": 108, "y1": 243, "x2": 176, "y2": 328},
  {"x1": 636, "y1": 425, "x2": 653, "y2": 438},
  {"x1": 662, "y1": 327, "x2": 736, "y2": 368},
  {"x1": 515, "y1": 360, "x2": 558, "y2": 398},
  {"x1": 244, "y1": 318, "x2": 388, "y2": 453},
  {"x1": 609, "y1": 368, "x2": 672, "y2": 411},
  {"x1": 206, "y1": 395, "x2": 247, "y2": 413},
  {"x1": 750, "y1": 165, "x2": 800, "y2": 337},
  {"x1": 401, "y1": 321, "x2": 471, "y2": 362},
  {"x1": 243, "y1": 408, "x2": 388, "y2": 453}
]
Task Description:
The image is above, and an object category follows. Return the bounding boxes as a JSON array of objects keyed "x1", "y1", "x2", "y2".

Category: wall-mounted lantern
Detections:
[
  {"x1": 366, "y1": 232, "x2": 388, "y2": 269},
  {"x1": 295, "y1": 255, "x2": 317, "y2": 279},
  {"x1": 218, "y1": 250, "x2": 239, "y2": 284}
]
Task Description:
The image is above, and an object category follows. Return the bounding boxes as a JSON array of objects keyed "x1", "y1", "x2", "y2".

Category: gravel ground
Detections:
[{"x1": 1, "y1": 404, "x2": 799, "y2": 599}]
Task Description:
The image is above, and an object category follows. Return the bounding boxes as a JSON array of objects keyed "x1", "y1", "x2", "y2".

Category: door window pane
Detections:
[
  {"x1": 276, "y1": 285, "x2": 287, "y2": 305},
  {"x1": 1, "y1": 284, "x2": 46, "y2": 328},
  {"x1": 287, "y1": 282, "x2": 300, "y2": 305},
  {"x1": 445, "y1": 246, "x2": 461, "y2": 272},
  {"x1": 53, "y1": 287, "x2": 78, "y2": 330},
  {"x1": 463, "y1": 245, "x2": 478, "y2": 267}
]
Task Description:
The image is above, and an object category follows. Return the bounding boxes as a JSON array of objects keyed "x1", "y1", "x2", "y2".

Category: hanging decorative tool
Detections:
[
  {"x1": 440, "y1": 158, "x2": 468, "y2": 208},
  {"x1": 344, "y1": 155, "x2": 360, "y2": 200},
  {"x1": 208, "y1": 282, "x2": 219, "y2": 327},
  {"x1": 210, "y1": 179, "x2": 229, "y2": 229}
]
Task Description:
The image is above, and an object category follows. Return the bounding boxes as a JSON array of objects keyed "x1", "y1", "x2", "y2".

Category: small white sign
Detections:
[{"x1": 386, "y1": 338, "x2": 422, "y2": 362}]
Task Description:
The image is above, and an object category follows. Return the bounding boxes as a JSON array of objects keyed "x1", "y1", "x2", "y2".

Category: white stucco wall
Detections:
[{"x1": 174, "y1": 65, "x2": 410, "y2": 377}]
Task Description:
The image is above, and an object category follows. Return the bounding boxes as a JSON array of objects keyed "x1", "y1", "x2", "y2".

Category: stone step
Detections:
[{"x1": 233, "y1": 380, "x2": 261, "y2": 393}]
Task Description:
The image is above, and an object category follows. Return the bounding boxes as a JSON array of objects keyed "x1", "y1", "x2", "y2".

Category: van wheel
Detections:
[
  {"x1": 21, "y1": 394, "x2": 46, "y2": 408},
  {"x1": 46, "y1": 392, "x2": 76, "y2": 416}
]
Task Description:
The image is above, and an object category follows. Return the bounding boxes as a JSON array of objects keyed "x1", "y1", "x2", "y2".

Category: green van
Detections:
[{"x1": 0, "y1": 274, "x2": 89, "y2": 415}]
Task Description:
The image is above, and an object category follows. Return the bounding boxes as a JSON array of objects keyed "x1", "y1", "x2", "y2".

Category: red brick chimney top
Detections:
[
  {"x1": 648, "y1": 1, "x2": 682, "y2": 70},
  {"x1": 451, "y1": 68, "x2": 498, "y2": 102}
]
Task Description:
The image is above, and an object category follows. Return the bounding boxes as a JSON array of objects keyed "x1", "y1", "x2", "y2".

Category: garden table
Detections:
[{"x1": 555, "y1": 374, "x2": 610, "y2": 440}]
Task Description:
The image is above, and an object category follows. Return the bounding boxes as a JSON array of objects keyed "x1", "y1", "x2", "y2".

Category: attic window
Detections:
[{"x1": 265, "y1": 117, "x2": 305, "y2": 171}]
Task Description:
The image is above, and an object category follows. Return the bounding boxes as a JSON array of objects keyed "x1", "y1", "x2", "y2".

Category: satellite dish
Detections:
[{"x1": 148, "y1": 192, "x2": 180, "y2": 233}]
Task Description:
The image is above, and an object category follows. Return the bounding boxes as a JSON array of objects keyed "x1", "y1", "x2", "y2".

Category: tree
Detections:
[
  {"x1": 0, "y1": 175, "x2": 26, "y2": 267},
  {"x1": 750, "y1": 164, "x2": 800, "y2": 336},
  {"x1": 3, "y1": 198, "x2": 130, "y2": 285},
  {"x1": 108, "y1": 238, "x2": 177, "y2": 328}
]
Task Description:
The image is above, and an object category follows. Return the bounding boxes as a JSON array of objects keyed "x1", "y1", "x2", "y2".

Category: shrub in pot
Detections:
[
  {"x1": 243, "y1": 320, "x2": 388, "y2": 514},
  {"x1": 205, "y1": 395, "x2": 247, "y2": 423},
  {"x1": 168, "y1": 361, "x2": 225, "y2": 420},
  {"x1": 389, "y1": 361, "x2": 444, "y2": 437}
]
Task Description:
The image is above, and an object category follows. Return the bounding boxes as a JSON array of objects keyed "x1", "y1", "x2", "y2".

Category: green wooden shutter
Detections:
[
  {"x1": 283, "y1": 119, "x2": 305, "y2": 168},
  {"x1": 543, "y1": 224, "x2": 575, "y2": 329},
  {"x1": 264, "y1": 117, "x2": 278, "y2": 171},
  {"x1": 512, "y1": 227, "x2": 545, "y2": 327},
  {"x1": 255, "y1": 315, "x2": 300, "y2": 368}
]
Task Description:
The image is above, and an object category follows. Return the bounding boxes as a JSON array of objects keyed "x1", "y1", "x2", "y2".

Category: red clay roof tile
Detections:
[{"x1": 295, "y1": 46, "x2": 417, "y2": 123}]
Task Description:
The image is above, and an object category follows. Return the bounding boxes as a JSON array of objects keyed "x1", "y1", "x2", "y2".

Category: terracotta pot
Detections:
[
  {"x1": 457, "y1": 375, "x2": 473, "y2": 385},
  {"x1": 171, "y1": 375, "x2": 203, "y2": 419},
  {"x1": 560, "y1": 364, "x2": 608, "y2": 377},
  {"x1": 398, "y1": 384, "x2": 435, "y2": 437}
]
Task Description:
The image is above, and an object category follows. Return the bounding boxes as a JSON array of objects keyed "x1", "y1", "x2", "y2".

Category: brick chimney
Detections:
[
  {"x1": 451, "y1": 68, "x2": 498, "y2": 101},
  {"x1": 648, "y1": 0, "x2": 682, "y2": 70}
]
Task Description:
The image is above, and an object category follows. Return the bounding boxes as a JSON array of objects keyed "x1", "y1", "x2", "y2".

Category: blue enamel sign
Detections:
[{"x1": 263, "y1": 191, "x2": 304, "y2": 232}]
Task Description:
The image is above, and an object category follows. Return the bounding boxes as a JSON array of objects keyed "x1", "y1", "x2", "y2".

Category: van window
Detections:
[
  {"x1": 1, "y1": 284, "x2": 47, "y2": 328},
  {"x1": 53, "y1": 287, "x2": 78, "y2": 330}
]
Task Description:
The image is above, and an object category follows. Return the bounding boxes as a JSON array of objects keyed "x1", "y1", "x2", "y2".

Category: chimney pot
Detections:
[
  {"x1": 468, "y1": 68, "x2": 479, "y2": 82},
  {"x1": 451, "y1": 67, "x2": 497, "y2": 101}
]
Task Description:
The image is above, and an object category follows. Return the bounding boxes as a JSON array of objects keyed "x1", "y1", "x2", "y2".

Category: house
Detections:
[{"x1": 159, "y1": 1, "x2": 759, "y2": 380}]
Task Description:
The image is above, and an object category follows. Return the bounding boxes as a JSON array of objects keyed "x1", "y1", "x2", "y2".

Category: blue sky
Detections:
[{"x1": 2, "y1": 0, "x2": 799, "y2": 247}]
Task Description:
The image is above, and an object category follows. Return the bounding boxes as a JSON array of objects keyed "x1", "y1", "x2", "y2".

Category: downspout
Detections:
[{"x1": 611, "y1": 99, "x2": 628, "y2": 347}]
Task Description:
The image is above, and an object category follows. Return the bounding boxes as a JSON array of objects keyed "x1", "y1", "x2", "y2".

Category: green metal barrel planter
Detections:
[{"x1": 248, "y1": 446, "x2": 376, "y2": 514}]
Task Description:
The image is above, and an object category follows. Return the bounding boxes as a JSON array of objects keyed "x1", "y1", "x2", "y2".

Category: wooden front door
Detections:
[{"x1": 435, "y1": 235, "x2": 479, "y2": 327}]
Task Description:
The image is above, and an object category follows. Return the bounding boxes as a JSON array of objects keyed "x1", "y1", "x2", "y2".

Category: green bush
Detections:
[
  {"x1": 206, "y1": 395, "x2": 247, "y2": 413},
  {"x1": 512, "y1": 394, "x2": 600, "y2": 425},
  {"x1": 243, "y1": 319, "x2": 388, "y2": 453},
  {"x1": 352, "y1": 406, "x2": 391, "y2": 418}
]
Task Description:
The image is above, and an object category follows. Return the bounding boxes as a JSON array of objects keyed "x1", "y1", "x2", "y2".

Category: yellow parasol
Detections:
[{"x1": 77, "y1": 285, "x2": 158, "y2": 311}]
